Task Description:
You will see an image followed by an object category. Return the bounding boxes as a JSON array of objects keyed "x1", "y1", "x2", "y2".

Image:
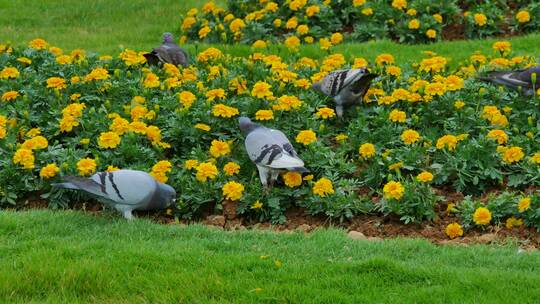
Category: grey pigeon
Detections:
[
  {"x1": 479, "y1": 66, "x2": 540, "y2": 95},
  {"x1": 144, "y1": 32, "x2": 189, "y2": 67},
  {"x1": 239, "y1": 117, "x2": 308, "y2": 188},
  {"x1": 312, "y1": 68, "x2": 378, "y2": 117},
  {"x1": 52, "y1": 169, "x2": 176, "y2": 219}
]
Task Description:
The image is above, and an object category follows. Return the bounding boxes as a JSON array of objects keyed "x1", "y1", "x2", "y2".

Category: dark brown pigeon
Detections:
[
  {"x1": 144, "y1": 32, "x2": 189, "y2": 67},
  {"x1": 479, "y1": 66, "x2": 540, "y2": 95}
]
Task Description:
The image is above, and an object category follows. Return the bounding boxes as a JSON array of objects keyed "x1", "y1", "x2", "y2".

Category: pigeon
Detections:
[
  {"x1": 479, "y1": 66, "x2": 540, "y2": 95},
  {"x1": 144, "y1": 32, "x2": 189, "y2": 67},
  {"x1": 52, "y1": 169, "x2": 176, "y2": 219},
  {"x1": 312, "y1": 68, "x2": 378, "y2": 117},
  {"x1": 239, "y1": 117, "x2": 308, "y2": 188}
]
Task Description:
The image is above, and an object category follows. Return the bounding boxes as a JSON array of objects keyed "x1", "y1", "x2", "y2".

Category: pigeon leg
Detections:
[
  {"x1": 256, "y1": 165, "x2": 270, "y2": 189},
  {"x1": 269, "y1": 170, "x2": 280, "y2": 189},
  {"x1": 335, "y1": 105, "x2": 344, "y2": 118},
  {"x1": 123, "y1": 210, "x2": 134, "y2": 220}
]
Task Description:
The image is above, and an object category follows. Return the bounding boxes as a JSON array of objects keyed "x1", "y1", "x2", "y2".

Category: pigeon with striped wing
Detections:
[
  {"x1": 52, "y1": 170, "x2": 176, "y2": 219},
  {"x1": 239, "y1": 117, "x2": 307, "y2": 188},
  {"x1": 312, "y1": 68, "x2": 377, "y2": 117}
]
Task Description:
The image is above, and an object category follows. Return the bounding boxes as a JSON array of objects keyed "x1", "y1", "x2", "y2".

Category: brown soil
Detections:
[{"x1": 14, "y1": 192, "x2": 540, "y2": 250}]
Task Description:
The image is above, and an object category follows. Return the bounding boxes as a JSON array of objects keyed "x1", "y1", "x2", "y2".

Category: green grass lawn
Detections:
[
  {"x1": 1, "y1": 1, "x2": 539, "y2": 66},
  {"x1": 1, "y1": 210, "x2": 539, "y2": 303}
]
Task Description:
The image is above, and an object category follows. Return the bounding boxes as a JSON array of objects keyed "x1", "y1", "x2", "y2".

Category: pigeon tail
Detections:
[{"x1": 289, "y1": 167, "x2": 309, "y2": 173}]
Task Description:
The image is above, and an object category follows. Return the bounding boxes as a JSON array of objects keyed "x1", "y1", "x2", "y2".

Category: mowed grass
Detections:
[
  {"x1": 1, "y1": 0, "x2": 540, "y2": 66},
  {"x1": 1, "y1": 210, "x2": 540, "y2": 303}
]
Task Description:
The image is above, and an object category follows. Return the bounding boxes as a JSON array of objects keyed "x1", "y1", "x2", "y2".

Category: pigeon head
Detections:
[
  {"x1": 239, "y1": 116, "x2": 257, "y2": 134},
  {"x1": 158, "y1": 183, "x2": 176, "y2": 206},
  {"x1": 162, "y1": 32, "x2": 174, "y2": 43}
]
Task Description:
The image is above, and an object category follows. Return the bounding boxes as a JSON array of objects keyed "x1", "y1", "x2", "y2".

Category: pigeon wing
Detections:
[
  {"x1": 245, "y1": 128, "x2": 304, "y2": 169},
  {"x1": 89, "y1": 170, "x2": 157, "y2": 206}
]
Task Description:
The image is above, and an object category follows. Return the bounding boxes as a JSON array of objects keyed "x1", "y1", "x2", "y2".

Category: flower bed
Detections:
[
  {"x1": 179, "y1": 0, "x2": 540, "y2": 46},
  {"x1": 1, "y1": 38, "x2": 540, "y2": 239}
]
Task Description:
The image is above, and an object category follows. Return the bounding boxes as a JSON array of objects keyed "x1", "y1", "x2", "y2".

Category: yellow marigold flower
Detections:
[
  {"x1": 408, "y1": 19, "x2": 420, "y2": 30},
  {"x1": 130, "y1": 105, "x2": 148, "y2": 121},
  {"x1": 196, "y1": 162, "x2": 219, "y2": 182},
  {"x1": 388, "y1": 162, "x2": 403, "y2": 171},
  {"x1": 97, "y1": 132, "x2": 121, "y2": 149},
  {"x1": 149, "y1": 160, "x2": 172, "y2": 183},
  {"x1": 255, "y1": 110, "x2": 274, "y2": 121},
  {"x1": 109, "y1": 117, "x2": 130, "y2": 135},
  {"x1": 251, "y1": 200, "x2": 263, "y2": 209},
  {"x1": 306, "y1": 5, "x2": 320, "y2": 16},
  {"x1": 185, "y1": 159, "x2": 199, "y2": 170},
  {"x1": 335, "y1": 134, "x2": 348, "y2": 142},
  {"x1": 284, "y1": 36, "x2": 301, "y2": 50},
  {"x1": 383, "y1": 181, "x2": 405, "y2": 200},
  {"x1": 315, "y1": 107, "x2": 336, "y2": 119},
  {"x1": 285, "y1": 17, "x2": 298, "y2": 29},
  {"x1": 223, "y1": 162, "x2": 240, "y2": 176},
  {"x1": 209, "y1": 140, "x2": 231, "y2": 158},
  {"x1": 454, "y1": 101, "x2": 465, "y2": 109},
  {"x1": 296, "y1": 129, "x2": 317, "y2": 145},
  {"x1": 70, "y1": 49, "x2": 86, "y2": 62},
  {"x1": 330, "y1": 33, "x2": 343, "y2": 45},
  {"x1": 487, "y1": 129, "x2": 508, "y2": 144},
  {"x1": 473, "y1": 207, "x2": 491, "y2": 225},
  {"x1": 178, "y1": 91, "x2": 196, "y2": 109},
  {"x1": 252, "y1": 40, "x2": 267, "y2": 49},
  {"x1": 518, "y1": 197, "x2": 531, "y2": 213},
  {"x1": 193, "y1": 123, "x2": 210, "y2": 132},
  {"x1": 106, "y1": 165, "x2": 120, "y2": 172},
  {"x1": 386, "y1": 66, "x2": 401, "y2": 77},
  {"x1": 391, "y1": 0, "x2": 407, "y2": 10},
  {"x1": 353, "y1": 58, "x2": 368, "y2": 69},
  {"x1": 143, "y1": 72, "x2": 160, "y2": 88},
  {"x1": 282, "y1": 171, "x2": 302, "y2": 188},
  {"x1": 530, "y1": 152, "x2": 540, "y2": 164},
  {"x1": 474, "y1": 13, "x2": 487, "y2": 26},
  {"x1": 1, "y1": 67, "x2": 19, "y2": 79},
  {"x1": 273, "y1": 18, "x2": 282, "y2": 27},
  {"x1": 182, "y1": 17, "x2": 196, "y2": 30},
  {"x1": 361, "y1": 7, "x2": 373, "y2": 15},
  {"x1": 407, "y1": 9, "x2": 417, "y2": 15},
  {"x1": 375, "y1": 54, "x2": 395, "y2": 66},
  {"x1": 129, "y1": 121, "x2": 147, "y2": 134},
  {"x1": 46, "y1": 77, "x2": 67, "y2": 90},
  {"x1": 502, "y1": 146, "x2": 524, "y2": 164},
  {"x1": 389, "y1": 109, "x2": 406, "y2": 122},
  {"x1": 199, "y1": 26, "x2": 211, "y2": 39},
  {"x1": 416, "y1": 171, "x2": 434, "y2": 183},
  {"x1": 426, "y1": 29, "x2": 437, "y2": 39},
  {"x1": 289, "y1": 0, "x2": 307, "y2": 10},
  {"x1": 212, "y1": 104, "x2": 239, "y2": 118},
  {"x1": 493, "y1": 41, "x2": 511, "y2": 53},
  {"x1": 59, "y1": 115, "x2": 79, "y2": 133},
  {"x1": 445, "y1": 223, "x2": 463, "y2": 239},
  {"x1": 296, "y1": 25, "x2": 309, "y2": 35},
  {"x1": 359, "y1": 143, "x2": 376, "y2": 159},
  {"x1": 119, "y1": 49, "x2": 147, "y2": 66},
  {"x1": 17, "y1": 57, "x2": 31, "y2": 65},
  {"x1": 319, "y1": 38, "x2": 332, "y2": 50},
  {"x1": 77, "y1": 158, "x2": 97, "y2": 176},
  {"x1": 230, "y1": 18, "x2": 246, "y2": 32},
  {"x1": 436, "y1": 135, "x2": 458, "y2": 151},
  {"x1": 29, "y1": 38, "x2": 47, "y2": 50},
  {"x1": 273, "y1": 95, "x2": 302, "y2": 111},
  {"x1": 84, "y1": 67, "x2": 110, "y2": 81},
  {"x1": 312, "y1": 177, "x2": 334, "y2": 197},
  {"x1": 401, "y1": 129, "x2": 420, "y2": 145},
  {"x1": 353, "y1": 0, "x2": 366, "y2": 7},
  {"x1": 13, "y1": 148, "x2": 35, "y2": 169},
  {"x1": 516, "y1": 10, "x2": 530, "y2": 23},
  {"x1": 205, "y1": 88, "x2": 226, "y2": 101},
  {"x1": 26, "y1": 128, "x2": 41, "y2": 138},
  {"x1": 433, "y1": 14, "x2": 443, "y2": 23},
  {"x1": 2, "y1": 91, "x2": 19, "y2": 102},
  {"x1": 48, "y1": 46, "x2": 62, "y2": 55},
  {"x1": 506, "y1": 217, "x2": 523, "y2": 230},
  {"x1": 251, "y1": 81, "x2": 273, "y2": 99},
  {"x1": 40, "y1": 163, "x2": 60, "y2": 179}
]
